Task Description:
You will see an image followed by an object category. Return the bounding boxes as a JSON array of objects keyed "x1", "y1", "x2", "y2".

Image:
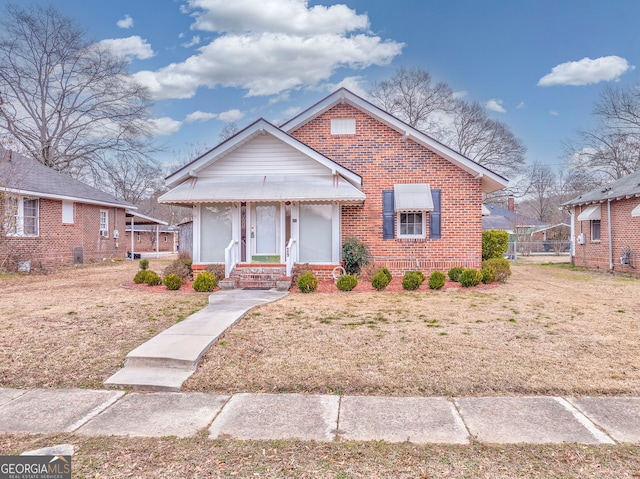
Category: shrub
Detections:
[
  {"x1": 448, "y1": 266, "x2": 464, "y2": 282},
  {"x1": 371, "y1": 268, "x2": 392, "y2": 291},
  {"x1": 139, "y1": 259, "x2": 149, "y2": 270},
  {"x1": 205, "y1": 263, "x2": 226, "y2": 281},
  {"x1": 163, "y1": 273, "x2": 183, "y2": 291},
  {"x1": 144, "y1": 270, "x2": 162, "y2": 286},
  {"x1": 482, "y1": 258, "x2": 512, "y2": 283},
  {"x1": 133, "y1": 270, "x2": 149, "y2": 284},
  {"x1": 336, "y1": 273, "x2": 358, "y2": 291},
  {"x1": 459, "y1": 268, "x2": 483, "y2": 288},
  {"x1": 193, "y1": 271, "x2": 217, "y2": 292},
  {"x1": 481, "y1": 265, "x2": 496, "y2": 284},
  {"x1": 297, "y1": 270, "x2": 318, "y2": 293},
  {"x1": 342, "y1": 237, "x2": 371, "y2": 274},
  {"x1": 402, "y1": 271, "x2": 422, "y2": 291},
  {"x1": 428, "y1": 271, "x2": 446, "y2": 290},
  {"x1": 163, "y1": 259, "x2": 192, "y2": 281},
  {"x1": 412, "y1": 270, "x2": 426, "y2": 285},
  {"x1": 482, "y1": 229, "x2": 510, "y2": 260}
]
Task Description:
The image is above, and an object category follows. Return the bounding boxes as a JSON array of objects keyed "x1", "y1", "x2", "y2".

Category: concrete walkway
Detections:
[
  {"x1": 104, "y1": 288, "x2": 288, "y2": 391},
  {"x1": 0, "y1": 389, "x2": 639, "y2": 444}
]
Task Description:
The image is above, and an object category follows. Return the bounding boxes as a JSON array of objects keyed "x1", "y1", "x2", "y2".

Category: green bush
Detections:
[
  {"x1": 336, "y1": 273, "x2": 358, "y2": 291},
  {"x1": 371, "y1": 268, "x2": 392, "y2": 291},
  {"x1": 402, "y1": 271, "x2": 422, "y2": 291},
  {"x1": 297, "y1": 270, "x2": 318, "y2": 293},
  {"x1": 139, "y1": 259, "x2": 149, "y2": 270},
  {"x1": 448, "y1": 266, "x2": 464, "y2": 282},
  {"x1": 163, "y1": 273, "x2": 183, "y2": 291},
  {"x1": 205, "y1": 263, "x2": 226, "y2": 281},
  {"x1": 482, "y1": 229, "x2": 510, "y2": 260},
  {"x1": 163, "y1": 259, "x2": 192, "y2": 281},
  {"x1": 413, "y1": 270, "x2": 426, "y2": 285},
  {"x1": 428, "y1": 270, "x2": 446, "y2": 290},
  {"x1": 481, "y1": 265, "x2": 496, "y2": 284},
  {"x1": 459, "y1": 268, "x2": 483, "y2": 288},
  {"x1": 482, "y1": 258, "x2": 512, "y2": 283},
  {"x1": 144, "y1": 270, "x2": 162, "y2": 286},
  {"x1": 133, "y1": 270, "x2": 149, "y2": 284},
  {"x1": 193, "y1": 271, "x2": 217, "y2": 292},
  {"x1": 342, "y1": 237, "x2": 371, "y2": 274}
]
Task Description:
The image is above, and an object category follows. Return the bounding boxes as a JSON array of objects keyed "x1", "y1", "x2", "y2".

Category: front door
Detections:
[{"x1": 251, "y1": 202, "x2": 280, "y2": 262}]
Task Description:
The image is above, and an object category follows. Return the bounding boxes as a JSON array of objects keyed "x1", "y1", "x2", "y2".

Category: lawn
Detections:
[
  {"x1": 2, "y1": 257, "x2": 640, "y2": 478},
  {"x1": 184, "y1": 261, "x2": 640, "y2": 397}
]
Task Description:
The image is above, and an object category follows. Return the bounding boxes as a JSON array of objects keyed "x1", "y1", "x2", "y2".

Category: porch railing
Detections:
[
  {"x1": 285, "y1": 238, "x2": 297, "y2": 277},
  {"x1": 224, "y1": 239, "x2": 239, "y2": 278}
]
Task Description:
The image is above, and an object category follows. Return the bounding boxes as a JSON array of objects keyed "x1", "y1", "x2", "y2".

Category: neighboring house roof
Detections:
[
  {"x1": 125, "y1": 210, "x2": 168, "y2": 226},
  {"x1": 0, "y1": 148, "x2": 135, "y2": 209},
  {"x1": 282, "y1": 88, "x2": 509, "y2": 194},
  {"x1": 563, "y1": 169, "x2": 640, "y2": 207},
  {"x1": 482, "y1": 204, "x2": 545, "y2": 231}
]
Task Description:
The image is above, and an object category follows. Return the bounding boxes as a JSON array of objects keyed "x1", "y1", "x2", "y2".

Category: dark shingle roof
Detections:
[
  {"x1": 482, "y1": 204, "x2": 545, "y2": 231},
  {"x1": 563, "y1": 170, "x2": 640, "y2": 206},
  {"x1": 0, "y1": 148, "x2": 134, "y2": 208}
]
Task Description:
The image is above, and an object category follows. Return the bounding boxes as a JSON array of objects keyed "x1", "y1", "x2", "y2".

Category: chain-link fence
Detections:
[{"x1": 507, "y1": 240, "x2": 571, "y2": 259}]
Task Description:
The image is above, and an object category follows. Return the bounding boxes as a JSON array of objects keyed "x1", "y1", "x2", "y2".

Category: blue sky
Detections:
[{"x1": 4, "y1": 0, "x2": 640, "y2": 172}]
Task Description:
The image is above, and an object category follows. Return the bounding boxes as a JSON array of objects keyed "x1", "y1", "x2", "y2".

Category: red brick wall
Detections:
[
  {"x1": 0, "y1": 198, "x2": 127, "y2": 272},
  {"x1": 290, "y1": 103, "x2": 484, "y2": 275},
  {"x1": 572, "y1": 199, "x2": 640, "y2": 273},
  {"x1": 124, "y1": 230, "x2": 175, "y2": 253}
]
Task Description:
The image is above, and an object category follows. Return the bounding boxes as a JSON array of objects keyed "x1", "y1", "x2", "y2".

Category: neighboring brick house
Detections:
[
  {"x1": 159, "y1": 88, "x2": 508, "y2": 281},
  {"x1": 0, "y1": 148, "x2": 135, "y2": 272},
  {"x1": 564, "y1": 170, "x2": 640, "y2": 272},
  {"x1": 124, "y1": 223, "x2": 177, "y2": 254}
]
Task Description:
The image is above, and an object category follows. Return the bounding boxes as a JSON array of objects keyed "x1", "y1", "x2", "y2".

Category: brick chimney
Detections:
[{"x1": 508, "y1": 195, "x2": 515, "y2": 212}]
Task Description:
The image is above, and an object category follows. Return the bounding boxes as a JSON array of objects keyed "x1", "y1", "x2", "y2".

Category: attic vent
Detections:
[{"x1": 331, "y1": 118, "x2": 356, "y2": 135}]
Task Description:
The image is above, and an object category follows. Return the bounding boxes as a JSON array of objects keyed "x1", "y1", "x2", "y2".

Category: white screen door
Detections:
[{"x1": 253, "y1": 203, "x2": 280, "y2": 259}]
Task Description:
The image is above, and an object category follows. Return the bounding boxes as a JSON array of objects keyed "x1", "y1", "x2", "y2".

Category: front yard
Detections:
[{"x1": 2, "y1": 258, "x2": 640, "y2": 478}]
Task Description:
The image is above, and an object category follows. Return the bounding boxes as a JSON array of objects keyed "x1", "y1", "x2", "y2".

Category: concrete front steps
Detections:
[
  {"x1": 224, "y1": 264, "x2": 290, "y2": 290},
  {"x1": 104, "y1": 288, "x2": 289, "y2": 392}
]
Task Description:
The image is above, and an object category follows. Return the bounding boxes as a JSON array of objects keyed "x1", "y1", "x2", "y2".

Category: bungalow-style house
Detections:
[
  {"x1": 564, "y1": 170, "x2": 640, "y2": 272},
  {"x1": 0, "y1": 148, "x2": 134, "y2": 271},
  {"x1": 159, "y1": 89, "x2": 508, "y2": 285}
]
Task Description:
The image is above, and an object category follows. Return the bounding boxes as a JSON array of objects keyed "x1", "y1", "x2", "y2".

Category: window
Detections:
[
  {"x1": 136, "y1": 231, "x2": 141, "y2": 242},
  {"x1": 330, "y1": 118, "x2": 356, "y2": 135},
  {"x1": 398, "y1": 212, "x2": 424, "y2": 238},
  {"x1": 62, "y1": 201, "x2": 74, "y2": 224},
  {"x1": 4, "y1": 197, "x2": 39, "y2": 236},
  {"x1": 164, "y1": 233, "x2": 168, "y2": 242},
  {"x1": 100, "y1": 210, "x2": 109, "y2": 237},
  {"x1": 591, "y1": 220, "x2": 601, "y2": 241}
]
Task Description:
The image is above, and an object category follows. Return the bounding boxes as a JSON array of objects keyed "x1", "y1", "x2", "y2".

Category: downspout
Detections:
[
  {"x1": 569, "y1": 205, "x2": 575, "y2": 263},
  {"x1": 607, "y1": 199, "x2": 613, "y2": 270}
]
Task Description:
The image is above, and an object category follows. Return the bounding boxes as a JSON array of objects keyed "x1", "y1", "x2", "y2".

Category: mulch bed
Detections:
[
  {"x1": 292, "y1": 276, "x2": 499, "y2": 293},
  {"x1": 121, "y1": 280, "x2": 217, "y2": 294}
]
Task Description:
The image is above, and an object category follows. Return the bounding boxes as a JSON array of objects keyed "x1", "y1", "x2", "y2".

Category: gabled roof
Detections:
[
  {"x1": 164, "y1": 118, "x2": 362, "y2": 189},
  {"x1": 0, "y1": 148, "x2": 135, "y2": 209},
  {"x1": 282, "y1": 88, "x2": 509, "y2": 194},
  {"x1": 563, "y1": 169, "x2": 640, "y2": 207}
]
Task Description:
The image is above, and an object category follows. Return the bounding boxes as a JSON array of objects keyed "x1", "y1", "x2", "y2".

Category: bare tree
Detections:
[
  {"x1": 369, "y1": 67, "x2": 526, "y2": 180},
  {"x1": 523, "y1": 162, "x2": 557, "y2": 223},
  {"x1": 369, "y1": 66, "x2": 455, "y2": 136},
  {"x1": 219, "y1": 122, "x2": 240, "y2": 142},
  {"x1": 92, "y1": 152, "x2": 164, "y2": 204},
  {"x1": 0, "y1": 3, "x2": 153, "y2": 174}
]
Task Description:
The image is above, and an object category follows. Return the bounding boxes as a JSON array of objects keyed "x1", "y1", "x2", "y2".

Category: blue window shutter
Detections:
[
  {"x1": 429, "y1": 189, "x2": 441, "y2": 239},
  {"x1": 382, "y1": 190, "x2": 395, "y2": 239}
]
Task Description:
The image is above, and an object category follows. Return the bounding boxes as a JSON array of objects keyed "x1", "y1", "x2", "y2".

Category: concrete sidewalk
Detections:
[
  {"x1": 104, "y1": 288, "x2": 288, "y2": 391},
  {"x1": 1, "y1": 388, "x2": 638, "y2": 444}
]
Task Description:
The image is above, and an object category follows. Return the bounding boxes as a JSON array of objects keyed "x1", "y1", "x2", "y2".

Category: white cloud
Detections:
[
  {"x1": 117, "y1": 14, "x2": 134, "y2": 29},
  {"x1": 550, "y1": 110, "x2": 559, "y2": 116},
  {"x1": 182, "y1": 35, "x2": 201, "y2": 48},
  {"x1": 135, "y1": 0, "x2": 403, "y2": 100},
  {"x1": 486, "y1": 99, "x2": 506, "y2": 113},
  {"x1": 283, "y1": 106, "x2": 302, "y2": 116},
  {"x1": 516, "y1": 102, "x2": 525, "y2": 109},
  {"x1": 217, "y1": 109, "x2": 244, "y2": 122},
  {"x1": 452, "y1": 90, "x2": 468, "y2": 99},
  {"x1": 184, "y1": 108, "x2": 244, "y2": 124},
  {"x1": 99, "y1": 36, "x2": 155, "y2": 61},
  {"x1": 537, "y1": 56, "x2": 634, "y2": 87},
  {"x1": 324, "y1": 76, "x2": 368, "y2": 97},
  {"x1": 148, "y1": 117, "x2": 182, "y2": 136}
]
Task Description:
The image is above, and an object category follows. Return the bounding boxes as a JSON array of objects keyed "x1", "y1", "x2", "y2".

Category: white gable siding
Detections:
[{"x1": 202, "y1": 135, "x2": 329, "y2": 177}]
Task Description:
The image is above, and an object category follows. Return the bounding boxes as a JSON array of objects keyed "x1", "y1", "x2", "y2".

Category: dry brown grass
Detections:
[
  {"x1": 185, "y1": 261, "x2": 640, "y2": 397},
  {"x1": 0, "y1": 259, "x2": 209, "y2": 389},
  {"x1": 1, "y1": 433, "x2": 640, "y2": 478}
]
